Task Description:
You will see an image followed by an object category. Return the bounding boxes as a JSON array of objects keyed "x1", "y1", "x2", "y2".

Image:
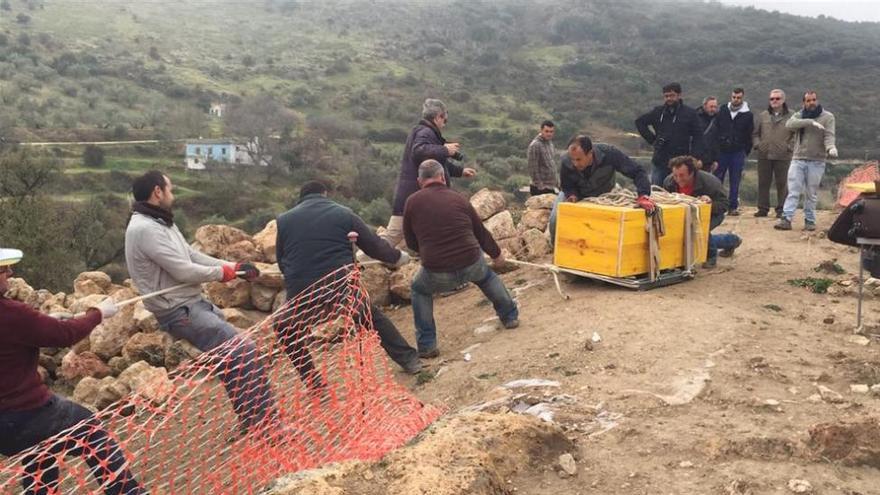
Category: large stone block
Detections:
[
  {"x1": 518, "y1": 209, "x2": 551, "y2": 233},
  {"x1": 525, "y1": 193, "x2": 556, "y2": 210},
  {"x1": 60, "y1": 350, "x2": 112, "y2": 381},
  {"x1": 390, "y1": 262, "x2": 420, "y2": 302},
  {"x1": 122, "y1": 332, "x2": 171, "y2": 368},
  {"x1": 253, "y1": 220, "x2": 278, "y2": 263},
  {"x1": 251, "y1": 283, "x2": 280, "y2": 312},
  {"x1": 193, "y1": 224, "x2": 262, "y2": 262},
  {"x1": 118, "y1": 361, "x2": 173, "y2": 405},
  {"x1": 484, "y1": 211, "x2": 517, "y2": 240},
  {"x1": 89, "y1": 303, "x2": 138, "y2": 360},
  {"x1": 470, "y1": 189, "x2": 507, "y2": 221},
  {"x1": 73, "y1": 271, "x2": 112, "y2": 298},
  {"x1": 204, "y1": 279, "x2": 252, "y2": 309},
  {"x1": 520, "y1": 228, "x2": 551, "y2": 260},
  {"x1": 361, "y1": 264, "x2": 392, "y2": 306}
]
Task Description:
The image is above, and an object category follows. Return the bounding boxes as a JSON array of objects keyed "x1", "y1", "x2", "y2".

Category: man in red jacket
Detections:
[
  {"x1": 403, "y1": 160, "x2": 519, "y2": 358},
  {"x1": 0, "y1": 248, "x2": 146, "y2": 495}
]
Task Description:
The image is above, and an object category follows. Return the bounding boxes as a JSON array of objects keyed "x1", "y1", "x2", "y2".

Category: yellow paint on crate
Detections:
[{"x1": 553, "y1": 202, "x2": 711, "y2": 278}]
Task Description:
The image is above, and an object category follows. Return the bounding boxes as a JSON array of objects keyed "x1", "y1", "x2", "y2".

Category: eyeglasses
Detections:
[{"x1": 769, "y1": 97, "x2": 782, "y2": 101}]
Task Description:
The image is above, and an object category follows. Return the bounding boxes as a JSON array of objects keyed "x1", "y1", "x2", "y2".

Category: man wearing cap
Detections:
[
  {"x1": 125, "y1": 170, "x2": 276, "y2": 434},
  {"x1": 0, "y1": 248, "x2": 146, "y2": 494}
]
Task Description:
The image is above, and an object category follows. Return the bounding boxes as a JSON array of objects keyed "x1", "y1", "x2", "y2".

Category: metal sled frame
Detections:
[{"x1": 554, "y1": 265, "x2": 696, "y2": 291}]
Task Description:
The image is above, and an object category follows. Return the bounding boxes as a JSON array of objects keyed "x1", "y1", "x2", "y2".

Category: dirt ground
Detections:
[{"x1": 274, "y1": 208, "x2": 880, "y2": 495}]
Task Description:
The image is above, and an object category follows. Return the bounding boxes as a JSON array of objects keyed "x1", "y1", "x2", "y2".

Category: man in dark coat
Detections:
[
  {"x1": 275, "y1": 181, "x2": 422, "y2": 380},
  {"x1": 635, "y1": 82, "x2": 705, "y2": 186},
  {"x1": 381, "y1": 99, "x2": 476, "y2": 248},
  {"x1": 714, "y1": 88, "x2": 755, "y2": 216},
  {"x1": 696, "y1": 96, "x2": 720, "y2": 172},
  {"x1": 663, "y1": 156, "x2": 742, "y2": 268}
]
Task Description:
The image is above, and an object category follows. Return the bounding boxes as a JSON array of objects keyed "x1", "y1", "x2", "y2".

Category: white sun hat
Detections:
[{"x1": 0, "y1": 248, "x2": 23, "y2": 267}]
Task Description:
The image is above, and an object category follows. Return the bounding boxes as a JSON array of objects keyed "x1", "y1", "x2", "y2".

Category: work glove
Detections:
[
  {"x1": 91, "y1": 298, "x2": 119, "y2": 320},
  {"x1": 827, "y1": 146, "x2": 839, "y2": 158},
  {"x1": 636, "y1": 195, "x2": 656, "y2": 213},
  {"x1": 235, "y1": 262, "x2": 261, "y2": 281},
  {"x1": 811, "y1": 121, "x2": 825, "y2": 131},
  {"x1": 389, "y1": 250, "x2": 411, "y2": 269}
]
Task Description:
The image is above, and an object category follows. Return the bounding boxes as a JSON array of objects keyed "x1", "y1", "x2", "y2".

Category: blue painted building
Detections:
[{"x1": 185, "y1": 140, "x2": 236, "y2": 170}]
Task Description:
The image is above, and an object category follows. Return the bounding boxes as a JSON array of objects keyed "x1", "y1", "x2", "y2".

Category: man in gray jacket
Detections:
[
  {"x1": 125, "y1": 170, "x2": 276, "y2": 434},
  {"x1": 753, "y1": 89, "x2": 796, "y2": 218},
  {"x1": 775, "y1": 91, "x2": 837, "y2": 231}
]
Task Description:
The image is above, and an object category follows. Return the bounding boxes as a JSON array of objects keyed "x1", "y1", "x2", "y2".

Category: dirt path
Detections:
[{"x1": 380, "y1": 208, "x2": 880, "y2": 494}]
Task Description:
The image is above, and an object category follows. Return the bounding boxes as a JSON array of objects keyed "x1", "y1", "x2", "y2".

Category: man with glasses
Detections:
[
  {"x1": 715, "y1": 88, "x2": 754, "y2": 216},
  {"x1": 382, "y1": 99, "x2": 477, "y2": 248},
  {"x1": 753, "y1": 89, "x2": 796, "y2": 218},
  {"x1": 775, "y1": 91, "x2": 837, "y2": 231}
]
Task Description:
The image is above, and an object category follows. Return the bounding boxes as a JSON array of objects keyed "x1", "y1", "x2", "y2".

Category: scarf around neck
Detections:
[
  {"x1": 132, "y1": 201, "x2": 174, "y2": 226},
  {"x1": 802, "y1": 104, "x2": 823, "y2": 119}
]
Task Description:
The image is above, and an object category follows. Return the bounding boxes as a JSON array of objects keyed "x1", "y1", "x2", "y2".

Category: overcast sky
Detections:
[{"x1": 714, "y1": 0, "x2": 880, "y2": 23}]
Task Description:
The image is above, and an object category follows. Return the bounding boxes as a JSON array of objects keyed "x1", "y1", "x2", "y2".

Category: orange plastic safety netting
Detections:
[
  {"x1": 0, "y1": 265, "x2": 441, "y2": 494},
  {"x1": 837, "y1": 162, "x2": 880, "y2": 207}
]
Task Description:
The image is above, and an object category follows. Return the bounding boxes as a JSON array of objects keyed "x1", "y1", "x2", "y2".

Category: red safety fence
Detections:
[
  {"x1": 837, "y1": 161, "x2": 880, "y2": 207},
  {"x1": 0, "y1": 265, "x2": 441, "y2": 494}
]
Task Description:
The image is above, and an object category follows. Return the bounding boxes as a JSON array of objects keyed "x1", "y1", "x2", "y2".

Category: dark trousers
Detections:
[
  {"x1": 529, "y1": 185, "x2": 555, "y2": 196},
  {"x1": 276, "y1": 281, "x2": 418, "y2": 383},
  {"x1": 756, "y1": 158, "x2": 789, "y2": 214},
  {"x1": 714, "y1": 150, "x2": 746, "y2": 210},
  {"x1": 0, "y1": 395, "x2": 145, "y2": 495}
]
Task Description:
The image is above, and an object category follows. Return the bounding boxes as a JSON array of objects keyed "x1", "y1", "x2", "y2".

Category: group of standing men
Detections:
[{"x1": 528, "y1": 82, "x2": 838, "y2": 233}]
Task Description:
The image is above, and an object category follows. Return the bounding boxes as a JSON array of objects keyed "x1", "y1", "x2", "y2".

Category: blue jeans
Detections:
[
  {"x1": 0, "y1": 395, "x2": 145, "y2": 494},
  {"x1": 410, "y1": 258, "x2": 518, "y2": 352},
  {"x1": 714, "y1": 150, "x2": 746, "y2": 210},
  {"x1": 707, "y1": 211, "x2": 741, "y2": 260},
  {"x1": 158, "y1": 299, "x2": 276, "y2": 432},
  {"x1": 548, "y1": 191, "x2": 568, "y2": 245},
  {"x1": 651, "y1": 162, "x2": 670, "y2": 187},
  {"x1": 782, "y1": 159, "x2": 826, "y2": 224}
]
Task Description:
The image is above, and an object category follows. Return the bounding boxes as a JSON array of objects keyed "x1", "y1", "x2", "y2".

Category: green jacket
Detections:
[
  {"x1": 752, "y1": 108, "x2": 795, "y2": 161},
  {"x1": 786, "y1": 109, "x2": 836, "y2": 162}
]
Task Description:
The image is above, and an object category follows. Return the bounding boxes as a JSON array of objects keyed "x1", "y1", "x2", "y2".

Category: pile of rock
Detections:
[{"x1": 7, "y1": 189, "x2": 550, "y2": 411}]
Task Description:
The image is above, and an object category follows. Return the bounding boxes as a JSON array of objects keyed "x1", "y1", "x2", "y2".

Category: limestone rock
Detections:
[
  {"x1": 89, "y1": 303, "x2": 137, "y2": 360},
  {"x1": 165, "y1": 339, "x2": 202, "y2": 370},
  {"x1": 390, "y1": 262, "x2": 420, "y2": 302},
  {"x1": 5, "y1": 277, "x2": 34, "y2": 303},
  {"x1": 253, "y1": 262, "x2": 283, "y2": 289},
  {"x1": 497, "y1": 237, "x2": 524, "y2": 258},
  {"x1": 558, "y1": 453, "x2": 577, "y2": 476},
  {"x1": 204, "y1": 279, "x2": 252, "y2": 309},
  {"x1": 73, "y1": 271, "x2": 112, "y2": 298},
  {"x1": 133, "y1": 302, "x2": 160, "y2": 333},
  {"x1": 123, "y1": 332, "x2": 170, "y2": 368},
  {"x1": 272, "y1": 290, "x2": 288, "y2": 313},
  {"x1": 253, "y1": 220, "x2": 278, "y2": 263},
  {"x1": 72, "y1": 376, "x2": 102, "y2": 408},
  {"x1": 470, "y1": 188, "x2": 507, "y2": 221},
  {"x1": 68, "y1": 294, "x2": 111, "y2": 315},
  {"x1": 226, "y1": 239, "x2": 262, "y2": 264},
  {"x1": 520, "y1": 228, "x2": 551, "y2": 260},
  {"x1": 222, "y1": 308, "x2": 261, "y2": 329},
  {"x1": 71, "y1": 335, "x2": 91, "y2": 354},
  {"x1": 118, "y1": 361, "x2": 173, "y2": 405},
  {"x1": 525, "y1": 193, "x2": 556, "y2": 210},
  {"x1": 361, "y1": 264, "x2": 392, "y2": 306},
  {"x1": 518, "y1": 209, "x2": 551, "y2": 233},
  {"x1": 484, "y1": 211, "x2": 517, "y2": 240},
  {"x1": 60, "y1": 351, "x2": 111, "y2": 381},
  {"x1": 193, "y1": 224, "x2": 257, "y2": 261},
  {"x1": 251, "y1": 283, "x2": 280, "y2": 312},
  {"x1": 39, "y1": 292, "x2": 68, "y2": 313},
  {"x1": 108, "y1": 356, "x2": 130, "y2": 377},
  {"x1": 95, "y1": 377, "x2": 130, "y2": 410},
  {"x1": 27, "y1": 289, "x2": 54, "y2": 309}
]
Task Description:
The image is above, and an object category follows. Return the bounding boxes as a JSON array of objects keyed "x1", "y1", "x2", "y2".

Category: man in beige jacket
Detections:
[
  {"x1": 752, "y1": 89, "x2": 796, "y2": 218},
  {"x1": 775, "y1": 91, "x2": 837, "y2": 231}
]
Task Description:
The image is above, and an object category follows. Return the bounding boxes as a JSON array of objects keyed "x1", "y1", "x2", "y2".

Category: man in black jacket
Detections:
[
  {"x1": 697, "y1": 96, "x2": 720, "y2": 172},
  {"x1": 548, "y1": 135, "x2": 655, "y2": 242},
  {"x1": 714, "y1": 88, "x2": 754, "y2": 216},
  {"x1": 381, "y1": 99, "x2": 476, "y2": 248},
  {"x1": 275, "y1": 181, "x2": 422, "y2": 379},
  {"x1": 636, "y1": 82, "x2": 705, "y2": 186},
  {"x1": 663, "y1": 155, "x2": 742, "y2": 268}
]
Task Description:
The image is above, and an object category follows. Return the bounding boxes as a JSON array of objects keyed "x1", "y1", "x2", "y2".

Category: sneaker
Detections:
[
  {"x1": 702, "y1": 257, "x2": 718, "y2": 269},
  {"x1": 418, "y1": 347, "x2": 440, "y2": 359},
  {"x1": 804, "y1": 222, "x2": 817, "y2": 232},
  {"x1": 754, "y1": 210, "x2": 769, "y2": 218},
  {"x1": 718, "y1": 237, "x2": 743, "y2": 258},
  {"x1": 502, "y1": 318, "x2": 520, "y2": 329},
  {"x1": 728, "y1": 209, "x2": 741, "y2": 216},
  {"x1": 774, "y1": 218, "x2": 792, "y2": 230},
  {"x1": 402, "y1": 358, "x2": 422, "y2": 375}
]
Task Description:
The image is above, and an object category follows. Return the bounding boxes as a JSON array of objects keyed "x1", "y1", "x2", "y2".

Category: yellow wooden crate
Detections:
[{"x1": 553, "y1": 202, "x2": 712, "y2": 278}]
